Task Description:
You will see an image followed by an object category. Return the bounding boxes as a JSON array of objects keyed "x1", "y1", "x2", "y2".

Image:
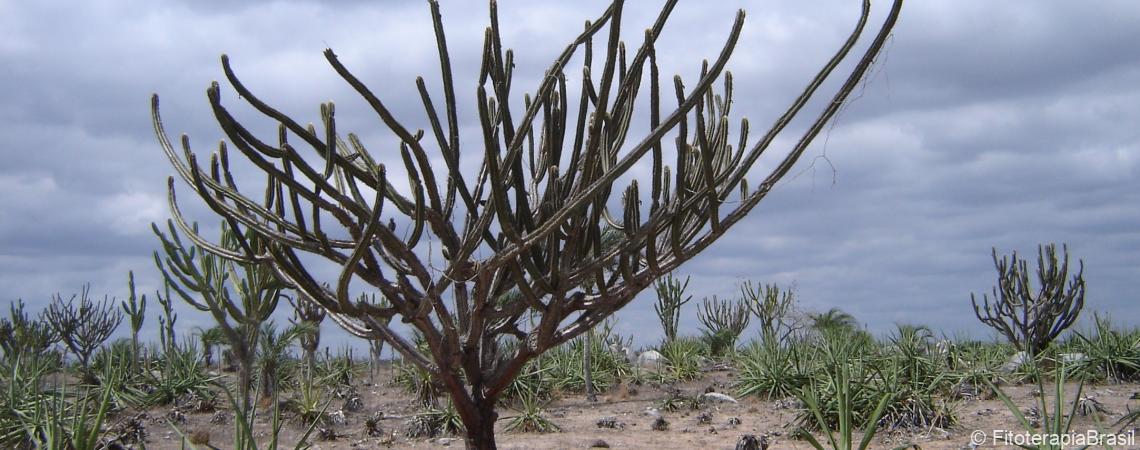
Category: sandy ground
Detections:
[{"x1": 121, "y1": 367, "x2": 1140, "y2": 450}]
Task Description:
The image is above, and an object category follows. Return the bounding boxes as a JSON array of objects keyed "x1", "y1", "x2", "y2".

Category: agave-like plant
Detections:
[
  {"x1": 1070, "y1": 313, "x2": 1140, "y2": 383},
  {"x1": 988, "y1": 360, "x2": 1088, "y2": 450},
  {"x1": 32, "y1": 355, "x2": 126, "y2": 450},
  {"x1": 0, "y1": 352, "x2": 58, "y2": 448},
  {"x1": 657, "y1": 335, "x2": 705, "y2": 382},
  {"x1": 255, "y1": 321, "x2": 314, "y2": 400},
  {"x1": 735, "y1": 339, "x2": 812, "y2": 400},
  {"x1": 501, "y1": 392, "x2": 560, "y2": 433},
  {"x1": 796, "y1": 363, "x2": 893, "y2": 450},
  {"x1": 175, "y1": 378, "x2": 327, "y2": 450},
  {"x1": 145, "y1": 339, "x2": 220, "y2": 408}
]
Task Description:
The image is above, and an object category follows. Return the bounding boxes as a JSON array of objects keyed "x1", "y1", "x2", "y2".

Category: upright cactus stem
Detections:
[
  {"x1": 155, "y1": 279, "x2": 178, "y2": 353},
  {"x1": 697, "y1": 295, "x2": 751, "y2": 354},
  {"x1": 151, "y1": 1, "x2": 904, "y2": 447},
  {"x1": 289, "y1": 291, "x2": 326, "y2": 374},
  {"x1": 121, "y1": 270, "x2": 147, "y2": 358},
  {"x1": 653, "y1": 273, "x2": 691, "y2": 344},
  {"x1": 740, "y1": 281, "x2": 799, "y2": 345},
  {"x1": 152, "y1": 220, "x2": 287, "y2": 410}
]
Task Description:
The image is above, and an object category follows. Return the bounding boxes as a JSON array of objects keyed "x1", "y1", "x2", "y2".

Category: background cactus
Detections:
[
  {"x1": 653, "y1": 273, "x2": 691, "y2": 344},
  {"x1": 972, "y1": 243, "x2": 1086, "y2": 357},
  {"x1": 152, "y1": 220, "x2": 287, "y2": 410},
  {"x1": 289, "y1": 292, "x2": 326, "y2": 375},
  {"x1": 42, "y1": 285, "x2": 123, "y2": 373},
  {"x1": 0, "y1": 299, "x2": 59, "y2": 360},
  {"x1": 698, "y1": 295, "x2": 751, "y2": 356},
  {"x1": 120, "y1": 271, "x2": 147, "y2": 359},
  {"x1": 741, "y1": 281, "x2": 802, "y2": 345},
  {"x1": 155, "y1": 279, "x2": 178, "y2": 355}
]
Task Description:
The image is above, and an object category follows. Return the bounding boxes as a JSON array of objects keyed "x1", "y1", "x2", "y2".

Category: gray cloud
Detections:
[{"x1": 1, "y1": 0, "x2": 1137, "y2": 349}]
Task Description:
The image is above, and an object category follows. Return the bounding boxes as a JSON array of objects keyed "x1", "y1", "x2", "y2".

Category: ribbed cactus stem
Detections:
[
  {"x1": 151, "y1": 1, "x2": 905, "y2": 446},
  {"x1": 152, "y1": 220, "x2": 286, "y2": 411},
  {"x1": 121, "y1": 270, "x2": 147, "y2": 358},
  {"x1": 972, "y1": 243, "x2": 1085, "y2": 357},
  {"x1": 653, "y1": 273, "x2": 691, "y2": 343}
]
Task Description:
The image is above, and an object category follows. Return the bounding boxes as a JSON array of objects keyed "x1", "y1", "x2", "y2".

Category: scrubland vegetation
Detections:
[{"x1": 1, "y1": 242, "x2": 1137, "y2": 449}]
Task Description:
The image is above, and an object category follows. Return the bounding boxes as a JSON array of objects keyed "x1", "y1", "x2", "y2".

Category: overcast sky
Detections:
[{"x1": 2, "y1": 0, "x2": 1138, "y2": 350}]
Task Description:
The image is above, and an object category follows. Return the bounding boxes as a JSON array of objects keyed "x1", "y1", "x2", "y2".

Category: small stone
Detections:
[
  {"x1": 702, "y1": 392, "x2": 738, "y2": 404},
  {"x1": 637, "y1": 350, "x2": 665, "y2": 369},
  {"x1": 1001, "y1": 351, "x2": 1028, "y2": 373},
  {"x1": 437, "y1": 437, "x2": 455, "y2": 446},
  {"x1": 589, "y1": 439, "x2": 611, "y2": 448},
  {"x1": 727, "y1": 417, "x2": 742, "y2": 426}
]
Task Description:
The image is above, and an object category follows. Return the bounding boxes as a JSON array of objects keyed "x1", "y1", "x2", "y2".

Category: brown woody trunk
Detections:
[
  {"x1": 439, "y1": 368, "x2": 499, "y2": 450},
  {"x1": 460, "y1": 397, "x2": 498, "y2": 450}
]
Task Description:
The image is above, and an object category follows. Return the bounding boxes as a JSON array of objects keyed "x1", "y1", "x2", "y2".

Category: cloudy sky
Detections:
[{"x1": 2, "y1": 0, "x2": 1137, "y2": 350}]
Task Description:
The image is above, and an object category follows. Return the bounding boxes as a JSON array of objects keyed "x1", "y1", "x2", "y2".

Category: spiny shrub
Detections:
[
  {"x1": 145, "y1": 340, "x2": 219, "y2": 408},
  {"x1": 1070, "y1": 313, "x2": 1140, "y2": 383},
  {"x1": 658, "y1": 336, "x2": 706, "y2": 382},
  {"x1": 393, "y1": 361, "x2": 445, "y2": 407},
  {"x1": 735, "y1": 340, "x2": 813, "y2": 400},
  {"x1": 405, "y1": 403, "x2": 464, "y2": 438},
  {"x1": 502, "y1": 393, "x2": 560, "y2": 433},
  {"x1": 535, "y1": 322, "x2": 633, "y2": 394}
]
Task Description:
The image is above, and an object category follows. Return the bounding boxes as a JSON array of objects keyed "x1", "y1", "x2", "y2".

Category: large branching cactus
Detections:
[
  {"x1": 152, "y1": 220, "x2": 288, "y2": 410},
  {"x1": 151, "y1": 1, "x2": 902, "y2": 447},
  {"x1": 972, "y1": 243, "x2": 1085, "y2": 357},
  {"x1": 43, "y1": 285, "x2": 123, "y2": 372}
]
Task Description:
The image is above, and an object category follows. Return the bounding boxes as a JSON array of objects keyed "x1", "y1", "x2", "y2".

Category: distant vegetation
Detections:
[{"x1": 0, "y1": 241, "x2": 1136, "y2": 448}]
